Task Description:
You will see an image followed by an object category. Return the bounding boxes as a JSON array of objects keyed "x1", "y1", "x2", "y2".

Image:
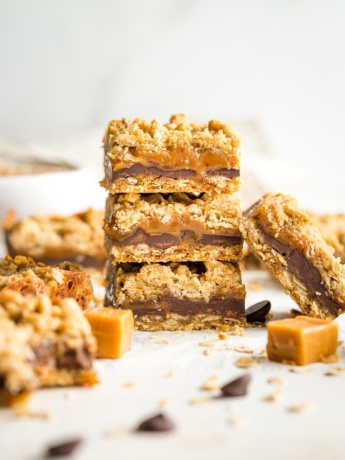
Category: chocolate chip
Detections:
[
  {"x1": 46, "y1": 438, "x2": 82, "y2": 457},
  {"x1": 221, "y1": 374, "x2": 252, "y2": 397},
  {"x1": 246, "y1": 300, "x2": 271, "y2": 323},
  {"x1": 137, "y1": 413, "x2": 175, "y2": 432}
]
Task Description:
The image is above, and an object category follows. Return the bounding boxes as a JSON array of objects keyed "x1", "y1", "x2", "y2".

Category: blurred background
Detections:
[{"x1": 1, "y1": 0, "x2": 345, "y2": 212}]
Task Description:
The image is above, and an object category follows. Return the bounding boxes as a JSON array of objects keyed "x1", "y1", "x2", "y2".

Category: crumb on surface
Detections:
[
  {"x1": 235, "y1": 356, "x2": 257, "y2": 368},
  {"x1": 287, "y1": 402, "x2": 311, "y2": 413},
  {"x1": 218, "y1": 332, "x2": 228, "y2": 340},
  {"x1": 267, "y1": 377, "x2": 284, "y2": 385},
  {"x1": 324, "y1": 367, "x2": 344, "y2": 376},
  {"x1": 248, "y1": 280, "x2": 262, "y2": 291},
  {"x1": 200, "y1": 376, "x2": 219, "y2": 391}
]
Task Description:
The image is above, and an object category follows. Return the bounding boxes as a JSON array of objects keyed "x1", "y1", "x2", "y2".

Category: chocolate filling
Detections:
[
  {"x1": 32, "y1": 343, "x2": 93, "y2": 370},
  {"x1": 108, "y1": 163, "x2": 240, "y2": 181},
  {"x1": 258, "y1": 224, "x2": 342, "y2": 316},
  {"x1": 106, "y1": 228, "x2": 242, "y2": 250},
  {"x1": 106, "y1": 295, "x2": 244, "y2": 318}
]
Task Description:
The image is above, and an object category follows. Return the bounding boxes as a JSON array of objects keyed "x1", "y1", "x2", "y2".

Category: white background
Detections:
[{"x1": 1, "y1": 0, "x2": 345, "y2": 210}]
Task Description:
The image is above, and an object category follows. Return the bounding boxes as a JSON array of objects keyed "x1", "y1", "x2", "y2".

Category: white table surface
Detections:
[{"x1": 1, "y1": 253, "x2": 345, "y2": 460}]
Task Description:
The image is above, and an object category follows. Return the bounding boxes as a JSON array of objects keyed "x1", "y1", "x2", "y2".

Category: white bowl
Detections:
[{"x1": 0, "y1": 167, "x2": 98, "y2": 221}]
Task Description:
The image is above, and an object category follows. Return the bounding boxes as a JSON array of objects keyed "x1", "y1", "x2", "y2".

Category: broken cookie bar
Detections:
[
  {"x1": 105, "y1": 260, "x2": 246, "y2": 331},
  {"x1": 102, "y1": 114, "x2": 240, "y2": 194},
  {"x1": 241, "y1": 193, "x2": 345, "y2": 319},
  {"x1": 104, "y1": 192, "x2": 243, "y2": 262},
  {"x1": 4, "y1": 209, "x2": 106, "y2": 268},
  {"x1": 0, "y1": 290, "x2": 97, "y2": 404},
  {"x1": 0, "y1": 256, "x2": 93, "y2": 310}
]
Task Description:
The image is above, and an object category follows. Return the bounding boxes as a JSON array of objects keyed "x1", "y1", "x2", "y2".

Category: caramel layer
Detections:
[{"x1": 105, "y1": 158, "x2": 240, "y2": 183}]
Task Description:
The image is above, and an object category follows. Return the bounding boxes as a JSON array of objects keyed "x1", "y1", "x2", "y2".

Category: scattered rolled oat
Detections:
[
  {"x1": 232, "y1": 326, "x2": 245, "y2": 337},
  {"x1": 234, "y1": 344, "x2": 254, "y2": 354},
  {"x1": 167, "y1": 370, "x2": 175, "y2": 378},
  {"x1": 228, "y1": 415, "x2": 250, "y2": 427},
  {"x1": 287, "y1": 402, "x2": 311, "y2": 413},
  {"x1": 263, "y1": 389, "x2": 283, "y2": 403},
  {"x1": 189, "y1": 397, "x2": 211, "y2": 405},
  {"x1": 289, "y1": 367, "x2": 312, "y2": 374},
  {"x1": 324, "y1": 367, "x2": 344, "y2": 376},
  {"x1": 320, "y1": 354, "x2": 339, "y2": 364},
  {"x1": 123, "y1": 382, "x2": 135, "y2": 388},
  {"x1": 337, "y1": 340, "x2": 344, "y2": 347},
  {"x1": 150, "y1": 333, "x2": 167, "y2": 341},
  {"x1": 103, "y1": 428, "x2": 130, "y2": 438},
  {"x1": 267, "y1": 377, "x2": 283, "y2": 385},
  {"x1": 198, "y1": 340, "x2": 217, "y2": 348},
  {"x1": 235, "y1": 356, "x2": 257, "y2": 368},
  {"x1": 201, "y1": 376, "x2": 220, "y2": 391},
  {"x1": 64, "y1": 391, "x2": 76, "y2": 401},
  {"x1": 158, "y1": 399, "x2": 170, "y2": 407},
  {"x1": 14, "y1": 406, "x2": 51, "y2": 420},
  {"x1": 218, "y1": 332, "x2": 228, "y2": 341},
  {"x1": 203, "y1": 348, "x2": 217, "y2": 356},
  {"x1": 248, "y1": 280, "x2": 262, "y2": 291}
]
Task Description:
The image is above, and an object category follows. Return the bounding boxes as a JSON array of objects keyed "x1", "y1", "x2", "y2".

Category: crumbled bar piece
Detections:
[
  {"x1": 245, "y1": 300, "x2": 271, "y2": 324},
  {"x1": 103, "y1": 114, "x2": 241, "y2": 194},
  {"x1": 4, "y1": 209, "x2": 106, "y2": 268},
  {"x1": 136, "y1": 413, "x2": 175, "y2": 432},
  {"x1": 84, "y1": 307, "x2": 134, "y2": 359},
  {"x1": 104, "y1": 192, "x2": 243, "y2": 262},
  {"x1": 46, "y1": 438, "x2": 83, "y2": 457},
  {"x1": 0, "y1": 255, "x2": 93, "y2": 310},
  {"x1": 266, "y1": 316, "x2": 338, "y2": 365},
  {"x1": 221, "y1": 374, "x2": 251, "y2": 397},
  {"x1": 241, "y1": 193, "x2": 345, "y2": 319},
  {"x1": 0, "y1": 290, "x2": 97, "y2": 403},
  {"x1": 105, "y1": 260, "x2": 246, "y2": 331}
]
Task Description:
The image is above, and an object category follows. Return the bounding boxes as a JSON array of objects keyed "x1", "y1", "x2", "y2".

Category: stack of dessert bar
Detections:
[{"x1": 102, "y1": 114, "x2": 246, "y2": 331}]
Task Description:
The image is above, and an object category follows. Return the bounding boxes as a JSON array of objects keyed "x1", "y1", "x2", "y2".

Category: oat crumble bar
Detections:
[
  {"x1": 104, "y1": 192, "x2": 243, "y2": 262},
  {"x1": 105, "y1": 260, "x2": 246, "y2": 331},
  {"x1": 241, "y1": 193, "x2": 345, "y2": 319},
  {"x1": 102, "y1": 114, "x2": 241, "y2": 194},
  {"x1": 0, "y1": 256, "x2": 93, "y2": 310},
  {"x1": 4, "y1": 209, "x2": 106, "y2": 268},
  {"x1": 0, "y1": 290, "x2": 97, "y2": 403},
  {"x1": 311, "y1": 213, "x2": 345, "y2": 264}
]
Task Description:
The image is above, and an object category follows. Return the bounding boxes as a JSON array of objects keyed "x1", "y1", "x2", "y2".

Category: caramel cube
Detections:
[
  {"x1": 84, "y1": 307, "x2": 134, "y2": 359},
  {"x1": 266, "y1": 316, "x2": 338, "y2": 365}
]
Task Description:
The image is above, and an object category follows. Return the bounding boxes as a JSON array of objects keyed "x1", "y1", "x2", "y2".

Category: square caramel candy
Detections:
[
  {"x1": 267, "y1": 316, "x2": 338, "y2": 365},
  {"x1": 84, "y1": 307, "x2": 134, "y2": 359}
]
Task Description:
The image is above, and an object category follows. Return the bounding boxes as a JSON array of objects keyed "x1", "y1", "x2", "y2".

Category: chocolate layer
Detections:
[
  {"x1": 107, "y1": 163, "x2": 240, "y2": 181},
  {"x1": 258, "y1": 224, "x2": 341, "y2": 316},
  {"x1": 33, "y1": 342, "x2": 93, "y2": 370},
  {"x1": 106, "y1": 295, "x2": 244, "y2": 318},
  {"x1": 106, "y1": 228, "x2": 242, "y2": 250}
]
